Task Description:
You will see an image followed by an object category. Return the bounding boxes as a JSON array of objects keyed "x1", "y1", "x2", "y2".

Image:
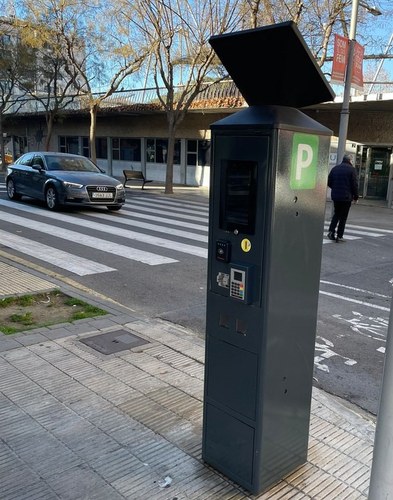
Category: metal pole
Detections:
[
  {"x1": 368, "y1": 288, "x2": 393, "y2": 499},
  {"x1": 337, "y1": 0, "x2": 360, "y2": 163}
]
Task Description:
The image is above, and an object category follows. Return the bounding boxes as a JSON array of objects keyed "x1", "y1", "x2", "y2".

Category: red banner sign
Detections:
[
  {"x1": 330, "y1": 34, "x2": 364, "y2": 91},
  {"x1": 352, "y1": 42, "x2": 364, "y2": 91},
  {"x1": 331, "y1": 34, "x2": 348, "y2": 84}
]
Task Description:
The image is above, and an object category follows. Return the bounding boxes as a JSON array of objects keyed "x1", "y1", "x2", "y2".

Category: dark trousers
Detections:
[{"x1": 329, "y1": 201, "x2": 352, "y2": 238}]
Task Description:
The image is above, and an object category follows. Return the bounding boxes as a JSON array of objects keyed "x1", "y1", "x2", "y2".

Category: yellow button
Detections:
[{"x1": 241, "y1": 239, "x2": 251, "y2": 252}]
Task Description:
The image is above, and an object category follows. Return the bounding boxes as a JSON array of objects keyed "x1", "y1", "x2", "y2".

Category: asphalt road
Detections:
[
  {"x1": 0, "y1": 177, "x2": 392, "y2": 415},
  {"x1": 317, "y1": 222, "x2": 392, "y2": 414}
]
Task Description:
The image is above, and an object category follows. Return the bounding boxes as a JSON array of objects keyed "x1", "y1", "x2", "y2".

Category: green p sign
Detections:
[{"x1": 290, "y1": 133, "x2": 319, "y2": 190}]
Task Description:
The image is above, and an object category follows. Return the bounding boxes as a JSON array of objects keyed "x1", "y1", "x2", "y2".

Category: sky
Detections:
[{"x1": 2, "y1": 0, "x2": 392, "y2": 97}]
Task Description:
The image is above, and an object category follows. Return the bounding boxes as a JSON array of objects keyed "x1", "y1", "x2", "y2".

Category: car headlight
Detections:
[
  {"x1": 116, "y1": 183, "x2": 124, "y2": 189},
  {"x1": 63, "y1": 181, "x2": 84, "y2": 189}
]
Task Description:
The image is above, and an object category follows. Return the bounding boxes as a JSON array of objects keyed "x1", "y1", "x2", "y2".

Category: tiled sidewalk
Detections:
[{"x1": 0, "y1": 259, "x2": 377, "y2": 499}]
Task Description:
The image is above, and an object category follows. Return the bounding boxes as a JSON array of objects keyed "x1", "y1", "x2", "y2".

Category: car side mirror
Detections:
[{"x1": 32, "y1": 164, "x2": 44, "y2": 171}]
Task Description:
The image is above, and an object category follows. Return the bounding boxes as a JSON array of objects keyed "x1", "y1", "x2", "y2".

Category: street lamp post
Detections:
[
  {"x1": 336, "y1": 1, "x2": 382, "y2": 163},
  {"x1": 336, "y1": 0, "x2": 359, "y2": 163}
]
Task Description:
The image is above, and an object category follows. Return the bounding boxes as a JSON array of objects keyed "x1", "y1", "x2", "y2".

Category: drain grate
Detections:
[{"x1": 80, "y1": 330, "x2": 149, "y2": 354}]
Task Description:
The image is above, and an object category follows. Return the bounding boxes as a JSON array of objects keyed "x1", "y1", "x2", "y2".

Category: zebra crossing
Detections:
[
  {"x1": 0, "y1": 183, "x2": 391, "y2": 276},
  {"x1": 0, "y1": 192, "x2": 209, "y2": 275},
  {"x1": 322, "y1": 222, "x2": 393, "y2": 243}
]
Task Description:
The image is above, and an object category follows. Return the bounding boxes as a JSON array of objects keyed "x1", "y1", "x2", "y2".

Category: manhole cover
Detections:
[{"x1": 80, "y1": 330, "x2": 149, "y2": 354}]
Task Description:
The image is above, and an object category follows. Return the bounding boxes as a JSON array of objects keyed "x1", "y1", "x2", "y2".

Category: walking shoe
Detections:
[
  {"x1": 327, "y1": 232, "x2": 336, "y2": 240},
  {"x1": 335, "y1": 237, "x2": 345, "y2": 243}
]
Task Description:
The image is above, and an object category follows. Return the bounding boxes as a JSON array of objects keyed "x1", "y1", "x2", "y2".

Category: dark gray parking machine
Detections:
[{"x1": 202, "y1": 22, "x2": 335, "y2": 494}]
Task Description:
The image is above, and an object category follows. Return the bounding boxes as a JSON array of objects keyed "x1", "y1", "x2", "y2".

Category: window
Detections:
[
  {"x1": 59, "y1": 136, "x2": 79, "y2": 154},
  {"x1": 199, "y1": 140, "x2": 210, "y2": 167},
  {"x1": 59, "y1": 136, "x2": 66, "y2": 152},
  {"x1": 187, "y1": 139, "x2": 210, "y2": 166},
  {"x1": 96, "y1": 138, "x2": 108, "y2": 159},
  {"x1": 59, "y1": 136, "x2": 90, "y2": 156},
  {"x1": 112, "y1": 138, "x2": 141, "y2": 161},
  {"x1": 17, "y1": 153, "x2": 34, "y2": 166},
  {"x1": 13, "y1": 136, "x2": 28, "y2": 158},
  {"x1": 82, "y1": 137, "x2": 89, "y2": 157},
  {"x1": 146, "y1": 139, "x2": 155, "y2": 162},
  {"x1": 146, "y1": 138, "x2": 180, "y2": 164},
  {"x1": 32, "y1": 155, "x2": 45, "y2": 168},
  {"x1": 187, "y1": 140, "x2": 197, "y2": 166}
]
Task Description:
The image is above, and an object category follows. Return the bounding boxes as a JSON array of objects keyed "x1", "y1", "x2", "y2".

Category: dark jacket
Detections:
[{"x1": 328, "y1": 160, "x2": 359, "y2": 202}]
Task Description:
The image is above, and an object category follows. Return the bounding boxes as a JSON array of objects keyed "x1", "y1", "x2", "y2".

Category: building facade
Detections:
[{"x1": 3, "y1": 86, "x2": 393, "y2": 206}]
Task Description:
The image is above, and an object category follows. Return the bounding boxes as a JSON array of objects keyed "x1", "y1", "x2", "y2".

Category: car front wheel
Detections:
[
  {"x1": 7, "y1": 179, "x2": 22, "y2": 200},
  {"x1": 45, "y1": 185, "x2": 60, "y2": 210}
]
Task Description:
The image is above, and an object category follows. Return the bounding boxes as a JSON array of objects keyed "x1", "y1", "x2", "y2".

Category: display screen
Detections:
[
  {"x1": 233, "y1": 271, "x2": 243, "y2": 282},
  {"x1": 220, "y1": 160, "x2": 257, "y2": 234}
]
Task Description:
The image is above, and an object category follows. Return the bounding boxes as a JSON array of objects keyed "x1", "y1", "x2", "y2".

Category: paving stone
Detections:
[
  {"x1": 0, "y1": 260, "x2": 377, "y2": 499},
  {"x1": 46, "y1": 463, "x2": 120, "y2": 500},
  {"x1": 0, "y1": 337, "x2": 21, "y2": 351}
]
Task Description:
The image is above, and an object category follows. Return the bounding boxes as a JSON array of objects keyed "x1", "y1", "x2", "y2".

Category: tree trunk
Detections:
[
  {"x1": 0, "y1": 113, "x2": 4, "y2": 169},
  {"x1": 90, "y1": 104, "x2": 98, "y2": 162},
  {"x1": 165, "y1": 133, "x2": 176, "y2": 194},
  {"x1": 45, "y1": 111, "x2": 55, "y2": 151},
  {"x1": 165, "y1": 115, "x2": 177, "y2": 194}
]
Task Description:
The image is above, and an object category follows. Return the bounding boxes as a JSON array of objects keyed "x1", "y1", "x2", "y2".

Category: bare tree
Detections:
[
  {"x1": 121, "y1": 0, "x2": 370, "y2": 194},
  {"x1": 364, "y1": 63, "x2": 393, "y2": 93},
  {"x1": 0, "y1": 17, "x2": 33, "y2": 167},
  {"x1": 238, "y1": 0, "x2": 353, "y2": 67},
  {"x1": 120, "y1": 0, "x2": 244, "y2": 194},
  {"x1": 240, "y1": 0, "x2": 392, "y2": 81},
  {"x1": 23, "y1": 0, "x2": 150, "y2": 162},
  {"x1": 14, "y1": 20, "x2": 81, "y2": 151}
]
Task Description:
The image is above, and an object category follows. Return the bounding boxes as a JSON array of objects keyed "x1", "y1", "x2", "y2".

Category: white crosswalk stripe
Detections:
[
  {"x1": 81, "y1": 209, "x2": 208, "y2": 242},
  {"x1": 123, "y1": 199, "x2": 208, "y2": 222},
  {"x1": 323, "y1": 222, "x2": 388, "y2": 243},
  {"x1": 0, "y1": 210, "x2": 178, "y2": 265},
  {"x1": 0, "y1": 193, "x2": 390, "y2": 276},
  {"x1": 135, "y1": 196, "x2": 210, "y2": 214},
  {"x1": 0, "y1": 229, "x2": 115, "y2": 275},
  {"x1": 0, "y1": 195, "x2": 208, "y2": 273},
  {"x1": 109, "y1": 206, "x2": 208, "y2": 231},
  {"x1": 345, "y1": 223, "x2": 393, "y2": 235},
  {"x1": 0, "y1": 200, "x2": 207, "y2": 258},
  {"x1": 0, "y1": 200, "x2": 178, "y2": 267}
]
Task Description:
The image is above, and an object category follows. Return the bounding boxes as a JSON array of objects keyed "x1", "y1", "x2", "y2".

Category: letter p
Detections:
[{"x1": 290, "y1": 133, "x2": 319, "y2": 190}]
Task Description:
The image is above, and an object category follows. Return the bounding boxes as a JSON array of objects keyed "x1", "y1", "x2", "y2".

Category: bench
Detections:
[{"x1": 123, "y1": 170, "x2": 153, "y2": 189}]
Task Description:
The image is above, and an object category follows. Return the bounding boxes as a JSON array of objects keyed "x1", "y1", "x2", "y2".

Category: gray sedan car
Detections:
[{"x1": 6, "y1": 152, "x2": 126, "y2": 211}]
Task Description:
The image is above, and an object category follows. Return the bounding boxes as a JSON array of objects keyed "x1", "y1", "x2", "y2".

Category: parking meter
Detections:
[{"x1": 202, "y1": 22, "x2": 335, "y2": 495}]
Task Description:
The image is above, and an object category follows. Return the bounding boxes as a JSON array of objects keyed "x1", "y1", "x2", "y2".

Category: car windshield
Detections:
[{"x1": 46, "y1": 156, "x2": 101, "y2": 172}]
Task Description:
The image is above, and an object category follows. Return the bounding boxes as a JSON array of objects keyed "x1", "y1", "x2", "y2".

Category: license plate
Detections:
[{"x1": 92, "y1": 192, "x2": 113, "y2": 199}]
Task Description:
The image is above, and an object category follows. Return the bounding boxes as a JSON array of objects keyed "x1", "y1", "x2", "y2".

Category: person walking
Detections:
[{"x1": 327, "y1": 154, "x2": 359, "y2": 243}]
